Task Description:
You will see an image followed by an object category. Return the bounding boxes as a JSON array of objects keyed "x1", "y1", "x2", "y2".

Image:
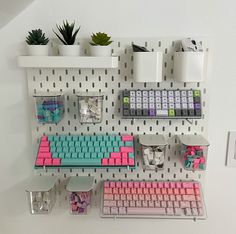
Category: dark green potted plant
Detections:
[
  {"x1": 26, "y1": 29, "x2": 49, "y2": 56},
  {"x1": 90, "y1": 32, "x2": 113, "y2": 56},
  {"x1": 53, "y1": 20, "x2": 80, "y2": 56}
]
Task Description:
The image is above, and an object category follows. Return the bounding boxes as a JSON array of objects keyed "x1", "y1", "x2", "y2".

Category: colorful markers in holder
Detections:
[
  {"x1": 178, "y1": 135, "x2": 209, "y2": 171},
  {"x1": 76, "y1": 92, "x2": 104, "y2": 124},
  {"x1": 66, "y1": 176, "x2": 94, "y2": 215},
  {"x1": 34, "y1": 92, "x2": 65, "y2": 124}
]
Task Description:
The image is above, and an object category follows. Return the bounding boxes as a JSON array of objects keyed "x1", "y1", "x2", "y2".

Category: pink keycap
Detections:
[
  {"x1": 131, "y1": 188, "x2": 136, "y2": 194},
  {"x1": 182, "y1": 182, "x2": 194, "y2": 188},
  {"x1": 134, "y1": 182, "x2": 140, "y2": 188},
  {"x1": 155, "y1": 188, "x2": 161, "y2": 194},
  {"x1": 102, "y1": 158, "x2": 108, "y2": 166},
  {"x1": 164, "y1": 182, "x2": 170, "y2": 188},
  {"x1": 110, "y1": 152, "x2": 121, "y2": 158},
  {"x1": 39, "y1": 147, "x2": 50, "y2": 153},
  {"x1": 104, "y1": 188, "x2": 112, "y2": 194},
  {"x1": 40, "y1": 141, "x2": 49, "y2": 147},
  {"x1": 176, "y1": 182, "x2": 182, "y2": 188},
  {"x1": 125, "y1": 188, "x2": 131, "y2": 194},
  {"x1": 182, "y1": 195, "x2": 196, "y2": 201},
  {"x1": 108, "y1": 158, "x2": 115, "y2": 166},
  {"x1": 146, "y1": 182, "x2": 152, "y2": 188},
  {"x1": 122, "y1": 153, "x2": 128, "y2": 158},
  {"x1": 44, "y1": 158, "x2": 52, "y2": 165},
  {"x1": 37, "y1": 152, "x2": 52, "y2": 158},
  {"x1": 41, "y1": 136, "x2": 48, "y2": 141},
  {"x1": 127, "y1": 207, "x2": 166, "y2": 215},
  {"x1": 152, "y1": 182, "x2": 158, "y2": 188},
  {"x1": 52, "y1": 158, "x2": 61, "y2": 166},
  {"x1": 113, "y1": 188, "x2": 119, "y2": 194},
  {"x1": 157, "y1": 182, "x2": 164, "y2": 188},
  {"x1": 128, "y1": 182, "x2": 133, "y2": 188},
  {"x1": 115, "y1": 181, "x2": 121, "y2": 188},
  {"x1": 128, "y1": 158, "x2": 134, "y2": 166},
  {"x1": 35, "y1": 158, "x2": 44, "y2": 166},
  {"x1": 122, "y1": 182, "x2": 128, "y2": 188},
  {"x1": 104, "y1": 181, "x2": 110, "y2": 188},
  {"x1": 122, "y1": 135, "x2": 134, "y2": 141},
  {"x1": 110, "y1": 182, "x2": 116, "y2": 188},
  {"x1": 120, "y1": 147, "x2": 134, "y2": 153},
  {"x1": 170, "y1": 182, "x2": 176, "y2": 188},
  {"x1": 140, "y1": 182, "x2": 146, "y2": 188},
  {"x1": 200, "y1": 157, "x2": 205, "y2": 163},
  {"x1": 115, "y1": 158, "x2": 121, "y2": 165},
  {"x1": 122, "y1": 158, "x2": 128, "y2": 165},
  {"x1": 194, "y1": 183, "x2": 200, "y2": 189}
]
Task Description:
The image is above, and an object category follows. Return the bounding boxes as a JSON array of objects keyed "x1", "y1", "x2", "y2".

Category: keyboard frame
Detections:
[{"x1": 100, "y1": 180, "x2": 207, "y2": 220}]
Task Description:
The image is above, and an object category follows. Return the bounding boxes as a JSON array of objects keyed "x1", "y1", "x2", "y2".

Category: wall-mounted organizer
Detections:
[
  {"x1": 33, "y1": 92, "x2": 65, "y2": 124},
  {"x1": 25, "y1": 176, "x2": 57, "y2": 214},
  {"x1": 178, "y1": 134, "x2": 210, "y2": 171},
  {"x1": 19, "y1": 38, "x2": 209, "y2": 219},
  {"x1": 133, "y1": 51, "x2": 163, "y2": 82},
  {"x1": 174, "y1": 51, "x2": 207, "y2": 82}
]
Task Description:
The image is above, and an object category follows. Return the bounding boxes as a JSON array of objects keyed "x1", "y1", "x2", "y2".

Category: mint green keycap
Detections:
[
  {"x1": 114, "y1": 147, "x2": 120, "y2": 152},
  {"x1": 65, "y1": 153, "x2": 71, "y2": 158},
  {"x1": 91, "y1": 153, "x2": 97, "y2": 158},
  {"x1": 91, "y1": 136, "x2": 97, "y2": 141},
  {"x1": 52, "y1": 153, "x2": 58, "y2": 158},
  {"x1": 106, "y1": 141, "x2": 112, "y2": 147},
  {"x1": 101, "y1": 147, "x2": 107, "y2": 152},
  {"x1": 112, "y1": 141, "x2": 118, "y2": 147},
  {"x1": 128, "y1": 153, "x2": 134, "y2": 158},
  {"x1": 78, "y1": 153, "x2": 84, "y2": 158},
  {"x1": 48, "y1": 135, "x2": 54, "y2": 141},
  {"x1": 95, "y1": 147, "x2": 100, "y2": 153},
  {"x1": 57, "y1": 147, "x2": 63, "y2": 153},
  {"x1": 85, "y1": 153, "x2": 90, "y2": 158},
  {"x1": 96, "y1": 136, "x2": 103, "y2": 141},
  {"x1": 50, "y1": 141, "x2": 56, "y2": 147},
  {"x1": 89, "y1": 147, "x2": 95, "y2": 153},
  {"x1": 69, "y1": 147, "x2": 75, "y2": 153},
  {"x1": 72, "y1": 136, "x2": 78, "y2": 141},
  {"x1": 53, "y1": 136, "x2": 59, "y2": 141},
  {"x1": 66, "y1": 136, "x2": 72, "y2": 141},
  {"x1": 109, "y1": 136, "x2": 115, "y2": 141},
  {"x1": 82, "y1": 147, "x2": 87, "y2": 153},
  {"x1": 103, "y1": 136, "x2": 109, "y2": 141},
  {"x1": 50, "y1": 146, "x2": 57, "y2": 153},
  {"x1": 61, "y1": 158, "x2": 101, "y2": 166},
  {"x1": 85, "y1": 136, "x2": 91, "y2": 141},
  {"x1": 69, "y1": 141, "x2": 74, "y2": 147},
  {"x1": 76, "y1": 147, "x2": 81, "y2": 153},
  {"x1": 97, "y1": 152, "x2": 103, "y2": 158},
  {"x1": 81, "y1": 142, "x2": 87, "y2": 147},
  {"x1": 59, "y1": 153, "x2": 65, "y2": 158},
  {"x1": 88, "y1": 142, "x2": 93, "y2": 147},
  {"x1": 75, "y1": 141, "x2": 80, "y2": 147},
  {"x1": 108, "y1": 147, "x2": 113, "y2": 152},
  {"x1": 94, "y1": 141, "x2": 100, "y2": 147},
  {"x1": 104, "y1": 153, "x2": 110, "y2": 158},
  {"x1": 62, "y1": 141, "x2": 68, "y2": 147},
  {"x1": 78, "y1": 136, "x2": 84, "y2": 141},
  {"x1": 72, "y1": 153, "x2": 77, "y2": 158},
  {"x1": 115, "y1": 136, "x2": 121, "y2": 141},
  {"x1": 56, "y1": 142, "x2": 62, "y2": 147},
  {"x1": 118, "y1": 141, "x2": 124, "y2": 147},
  {"x1": 63, "y1": 147, "x2": 69, "y2": 153},
  {"x1": 60, "y1": 136, "x2": 66, "y2": 141},
  {"x1": 100, "y1": 141, "x2": 106, "y2": 147},
  {"x1": 125, "y1": 141, "x2": 133, "y2": 147}
]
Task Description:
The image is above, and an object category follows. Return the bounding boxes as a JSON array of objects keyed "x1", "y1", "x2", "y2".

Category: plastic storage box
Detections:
[
  {"x1": 25, "y1": 176, "x2": 57, "y2": 214},
  {"x1": 33, "y1": 92, "x2": 65, "y2": 124},
  {"x1": 66, "y1": 176, "x2": 94, "y2": 215},
  {"x1": 77, "y1": 92, "x2": 104, "y2": 123},
  {"x1": 178, "y1": 135, "x2": 209, "y2": 171},
  {"x1": 139, "y1": 134, "x2": 167, "y2": 170}
]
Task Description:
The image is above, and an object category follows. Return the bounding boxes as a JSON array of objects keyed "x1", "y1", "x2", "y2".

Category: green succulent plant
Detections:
[
  {"x1": 90, "y1": 32, "x2": 113, "y2": 46},
  {"x1": 53, "y1": 21, "x2": 80, "y2": 45},
  {"x1": 26, "y1": 29, "x2": 49, "y2": 45}
]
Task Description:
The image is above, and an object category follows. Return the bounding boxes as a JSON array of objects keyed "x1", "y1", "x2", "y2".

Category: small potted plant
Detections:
[
  {"x1": 26, "y1": 29, "x2": 49, "y2": 56},
  {"x1": 53, "y1": 21, "x2": 80, "y2": 56},
  {"x1": 90, "y1": 32, "x2": 113, "y2": 56}
]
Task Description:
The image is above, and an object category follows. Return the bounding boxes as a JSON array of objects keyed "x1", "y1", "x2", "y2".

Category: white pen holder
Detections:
[
  {"x1": 174, "y1": 52, "x2": 207, "y2": 82},
  {"x1": 133, "y1": 52, "x2": 163, "y2": 82}
]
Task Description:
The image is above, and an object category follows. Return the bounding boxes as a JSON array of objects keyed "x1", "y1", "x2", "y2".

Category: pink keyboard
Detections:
[{"x1": 101, "y1": 180, "x2": 206, "y2": 219}]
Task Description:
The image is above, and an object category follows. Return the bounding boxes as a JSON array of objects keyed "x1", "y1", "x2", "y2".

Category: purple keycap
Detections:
[
  {"x1": 195, "y1": 103, "x2": 201, "y2": 109},
  {"x1": 149, "y1": 109, "x2": 156, "y2": 116}
]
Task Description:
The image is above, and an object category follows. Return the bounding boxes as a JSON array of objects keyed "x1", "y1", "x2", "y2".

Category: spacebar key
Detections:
[{"x1": 127, "y1": 207, "x2": 166, "y2": 215}]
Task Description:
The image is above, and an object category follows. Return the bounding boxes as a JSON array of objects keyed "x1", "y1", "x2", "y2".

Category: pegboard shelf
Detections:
[{"x1": 17, "y1": 56, "x2": 118, "y2": 68}]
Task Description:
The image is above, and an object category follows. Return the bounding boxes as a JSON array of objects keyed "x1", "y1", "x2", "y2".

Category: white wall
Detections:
[{"x1": 1, "y1": 0, "x2": 236, "y2": 233}]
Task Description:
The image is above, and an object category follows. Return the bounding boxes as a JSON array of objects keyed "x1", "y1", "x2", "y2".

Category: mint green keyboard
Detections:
[{"x1": 35, "y1": 134, "x2": 135, "y2": 168}]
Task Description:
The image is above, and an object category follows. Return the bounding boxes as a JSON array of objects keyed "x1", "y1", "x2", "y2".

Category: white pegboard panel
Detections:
[{"x1": 25, "y1": 38, "x2": 209, "y2": 202}]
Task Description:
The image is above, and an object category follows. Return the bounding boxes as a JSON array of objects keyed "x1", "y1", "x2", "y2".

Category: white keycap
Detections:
[
  {"x1": 136, "y1": 91, "x2": 142, "y2": 96},
  {"x1": 130, "y1": 91, "x2": 136, "y2": 97},
  {"x1": 142, "y1": 97, "x2": 148, "y2": 103},
  {"x1": 169, "y1": 103, "x2": 175, "y2": 109},
  {"x1": 130, "y1": 104, "x2": 135, "y2": 109},
  {"x1": 143, "y1": 103, "x2": 148, "y2": 109},
  {"x1": 156, "y1": 103, "x2": 162, "y2": 109},
  {"x1": 175, "y1": 97, "x2": 181, "y2": 103},
  {"x1": 168, "y1": 91, "x2": 174, "y2": 97},
  {"x1": 111, "y1": 207, "x2": 119, "y2": 215},
  {"x1": 181, "y1": 97, "x2": 187, "y2": 103},
  {"x1": 188, "y1": 90, "x2": 193, "y2": 97},
  {"x1": 162, "y1": 97, "x2": 168, "y2": 103},
  {"x1": 155, "y1": 91, "x2": 161, "y2": 96},
  {"x1": 103, "y1": 207, "x2": 111, "y2": 214},
  {"x1": 182, "y1": 103, "x2": 188, "y2": 109},
  {"x1": 181, "y1": 91, "x2": 187, "y2": 96},
  {"x1": 174, "y1": 208, "x2": 183, "y2": 216},
  {"x1": 162, "y1": 103, "x2": 168, "y2": 109},
  {"x1": 184, "y1": 208, "x2": 192, "y2": 216},
  {"x1": 149, "y1": 97, "x2": 155, "y2": 103},
  {"x1": 156, "y1": 110, "x2": 168, "y2": 116},
  {"x1": 127, "y1": 207, "x2": 166, "y2": 215},
  {"x1": 166, "y1": 208, "x2": 174, "y2": 215},
  {"x1": 188, "y1": 103, "x2": 194, "y2": 109},
  {"x1": 130, "y1": 97, "x2": 135, "y2": 103},
  {"x1": 168, "y1": 97, "x2": 174, "y2": 103},
  {"x1": 149, "y1": 91, "x2": 155, "y2": 96},
  {"x1": 188, "y1": 97, "x2": 194, "y2": 103},
  {"x1": 175, "y1": 91, "x2": 180, "y2": 96},
  {"x1": 142, "y1": 91, "x2": 148, "y2": 96},
  {"x1": 136, "y1": 97, "x2": 142, "y2": 103},
  {"x1": 149, "y1": 103, "x2": 155, "y2": 109},
  {"x1": 104, "y1": 200, "x2": 116, "y2": 206},
  {"x1": 118, "y1": 207, "x2": 127, "y2": 215},
  {"x1": 136, "y1": 103, "x2": 142, "y2": 109},
  {"x1": 192, "y1": 208, "x2": 198, "y2": 216},
  {"x1": 156, "y1": 97, "x2": 161, "y2": 102},
  {"x1": 175, "y1": 103, "x2": 181, "y2": 109},
  {"x1": 162, "y1": 91, "x2": 167, "y2": 97}
]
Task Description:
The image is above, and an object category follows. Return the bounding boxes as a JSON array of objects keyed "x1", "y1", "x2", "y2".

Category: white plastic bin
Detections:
[{"x1": 133, "y1": 52, "x2": 163, "y2": 82}]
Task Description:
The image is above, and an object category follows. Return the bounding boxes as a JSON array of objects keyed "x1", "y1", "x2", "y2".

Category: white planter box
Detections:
[
  {"x1": 133, "y1": 52, "x2": 163, "y2": 82},
  {"x1": 174, "y1": 52, "x2": 206, "y2": 82}
]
